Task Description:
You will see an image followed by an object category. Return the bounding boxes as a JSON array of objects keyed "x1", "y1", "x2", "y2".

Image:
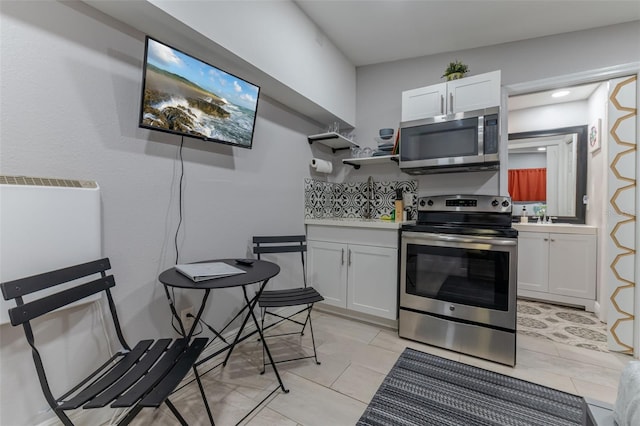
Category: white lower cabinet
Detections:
[
  {"x1": 307, "y1": 240, "x2": 347, "y2": 308},
  {"x1": 517, "y1": 230, "x2": 597, "y2": 310},
  {"x1": 307, "y1": 225, "x2": 398, "y2": 320},
  {"x1": 347, "y1": 244, "x2": 397, "y2": 319}
]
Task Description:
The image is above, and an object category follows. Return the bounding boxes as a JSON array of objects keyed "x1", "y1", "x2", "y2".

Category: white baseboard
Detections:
[
  {"x1": 314, "y1": 303, "x2": 398, "y2": 330},
  {"x1": 594, "y1": 301, "x2": 607, "y2": 323}
]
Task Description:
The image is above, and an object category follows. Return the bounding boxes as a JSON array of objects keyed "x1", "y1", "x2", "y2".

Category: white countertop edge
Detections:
[
  {"x1": 305, "y1": 218, "x2": 408, "y2": 230},
  {"x1": 513, "y1": 223, "x2": 597, "y2": 234}
]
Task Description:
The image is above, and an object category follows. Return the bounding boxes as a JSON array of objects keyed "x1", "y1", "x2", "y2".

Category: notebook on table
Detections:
[{"x1": 175, "y1": 262, "x2": 246, "y2": 282}]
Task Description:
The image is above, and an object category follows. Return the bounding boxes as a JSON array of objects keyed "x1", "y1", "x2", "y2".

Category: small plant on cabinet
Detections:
[{"x1": 442, "y1": 60, "x2": 469, "y2": 80}]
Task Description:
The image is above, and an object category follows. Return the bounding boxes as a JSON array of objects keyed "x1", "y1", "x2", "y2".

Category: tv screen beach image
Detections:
[{"x1": 140, "y1": 38, "x2": 259, "y2": 147}]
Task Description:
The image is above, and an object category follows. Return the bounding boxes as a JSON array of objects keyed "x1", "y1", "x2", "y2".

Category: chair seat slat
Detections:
[
  {"x1": 59, "y1": 340, "x2": 154, "y2": 409},
  {"x1": 82, "y1": 339, "x2": 172, "y2": 408},
  {"x1": 139, "y1": 338, "x2": 208, "y2": 408},
  {"x1": 111, "y1": 339, "x2": 189, "y2": 408},
  {"x1": 258, "y1": 287, "x2": 324, "y2": 308}
]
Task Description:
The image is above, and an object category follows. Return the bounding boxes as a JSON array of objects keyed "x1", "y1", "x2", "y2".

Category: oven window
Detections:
[{"x1": 405, "y1": 244, "x2": 510, "y2": 311}]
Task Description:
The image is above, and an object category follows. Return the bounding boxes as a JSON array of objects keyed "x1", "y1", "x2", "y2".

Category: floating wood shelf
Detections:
[
  {"x1": 308, "y1": 132, "x2": 358, "y2": 153},
  {"x1": 342, "y1": 155, "x2": 399, "y2": 170}
]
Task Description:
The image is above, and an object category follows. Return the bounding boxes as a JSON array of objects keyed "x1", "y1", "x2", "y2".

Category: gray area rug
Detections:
[
  {"x1": 358, "y1": 348, "x2": 585, "y2": 426},
  {"x1": 517, "y1": 299, "x2": 608, "y2": 352}
]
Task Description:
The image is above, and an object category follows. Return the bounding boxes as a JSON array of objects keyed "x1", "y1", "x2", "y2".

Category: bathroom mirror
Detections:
[{"x1": 508, "y1": 125, "x2": 587, "y2": 224}]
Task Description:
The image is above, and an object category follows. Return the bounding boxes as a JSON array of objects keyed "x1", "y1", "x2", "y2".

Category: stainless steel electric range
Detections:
[{"x1": 399, "y1": 194, "x2": 518, "y2": 366}]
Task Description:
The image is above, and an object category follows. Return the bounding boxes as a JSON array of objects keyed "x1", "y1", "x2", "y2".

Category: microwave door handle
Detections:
[{"x1": 478, "y1": 114, "x2": 485, "y2": 155}]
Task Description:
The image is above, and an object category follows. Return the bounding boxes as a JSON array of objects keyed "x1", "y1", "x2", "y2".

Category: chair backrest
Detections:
[
  {"x1": 0, "y1": 258, "x2": 130, "y2": 408},
  {"x1": 252, "y1": 235, "x2": 307, "y2": 287}
]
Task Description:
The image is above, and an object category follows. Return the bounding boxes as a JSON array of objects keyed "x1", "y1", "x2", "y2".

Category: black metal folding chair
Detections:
[
  {"x1": 1, "y1": 258, "x2": 214, "y2": 425},
  {"x1": 252, "y1": 235, "x2": 324, "y2": 373}
]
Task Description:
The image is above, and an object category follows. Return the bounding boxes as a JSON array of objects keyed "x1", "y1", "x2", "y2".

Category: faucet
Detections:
[{"x1": 363, "y1": 176, "x2": 374, "y2": 219}]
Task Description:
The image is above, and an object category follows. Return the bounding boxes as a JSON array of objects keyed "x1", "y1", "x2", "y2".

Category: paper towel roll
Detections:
[{"x1": 311, "y1": 158, "x2": 333, "y2": 174}]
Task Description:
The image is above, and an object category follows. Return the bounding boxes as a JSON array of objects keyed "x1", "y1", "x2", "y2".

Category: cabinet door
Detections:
[
  {"x1": 346, "y1": 244, "x2": 398, "y2": 320},
  {"x1": 517, "y1": 232, "x2": 549, "y2": 293},
  {"x1": 447, "y1": 70, "x2": 501, "y2": 113},
  {"x1": 307, "y1": 240, "x2": 347, "y2": 308},
  {"x1": 401, "y1": 83, "x2": 447, "y2": 121},
  {"x1": 548, "y1": 233, "x2": 596, "y2": 299}
]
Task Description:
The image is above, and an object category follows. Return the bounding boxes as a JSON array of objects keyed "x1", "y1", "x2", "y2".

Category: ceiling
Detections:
[
  {"x1": 508, "y1": 82, "x2": 601, "y2": 111},
  {"x1": 295, "y1": 1, "x2": 637, "y2": 109},
  {"x1": 295, "y1": 1, "x2": 639, "y2": 67}
]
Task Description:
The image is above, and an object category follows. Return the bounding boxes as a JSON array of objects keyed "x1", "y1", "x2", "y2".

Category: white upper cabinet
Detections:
[
  {"x1": 401, "y1": 83, "x2": 447, "y2": 121},
  {"x1": 401, "y1": 70, "x2": 501, "y2": 122},
  {"x1": 446, "y1": 70, "x2": 501, "y2": 113}
]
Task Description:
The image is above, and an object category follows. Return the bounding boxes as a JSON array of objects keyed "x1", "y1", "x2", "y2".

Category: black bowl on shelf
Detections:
[{"x1": 379, "y1": 128, "x2": 394, "y2": 139}]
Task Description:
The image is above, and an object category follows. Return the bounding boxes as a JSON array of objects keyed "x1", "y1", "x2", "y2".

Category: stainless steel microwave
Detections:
[{"x1": 399, "y1": 106, "x2": 500, "y2": 175}]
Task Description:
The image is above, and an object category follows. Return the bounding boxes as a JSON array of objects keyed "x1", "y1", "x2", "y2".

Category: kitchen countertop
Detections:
[
  {"x1": 307, "y1": 219, "x2": 596, "y2": 234},
  {"x1": 513, "y1": 222, "x2": 597, "y2": 235},
  {"x1": 305, "y1": 218, "x2": 412, "y2": 230}
]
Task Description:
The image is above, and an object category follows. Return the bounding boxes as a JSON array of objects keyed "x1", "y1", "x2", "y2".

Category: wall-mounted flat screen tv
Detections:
[{"x1": 139, "y1": 36, "x2": 260, "y2": 148}]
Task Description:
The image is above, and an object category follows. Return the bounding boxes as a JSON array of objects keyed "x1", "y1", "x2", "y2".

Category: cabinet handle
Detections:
[
  {"x1": 341, "y1": 248, "x2": 344, "y2": 265},
  {"x1": 449, "y1": 92, "x2": 454, "y2": 114},
  {"x1": 348, "y1": 249, "x2": 352, "y2": 266},
  {"x1": 550, "y1": 239, "x2": 555, "y2": 242},
  {"x1": 543, "y1": 238, "x2": 549, "y2": 241},
  {"x1": 440, "y1": 95, "x2": 445, "y2": 115}
]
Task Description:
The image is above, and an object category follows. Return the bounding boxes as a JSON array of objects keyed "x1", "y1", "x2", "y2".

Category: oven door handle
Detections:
[{"x1": 403, "y1": 231, "x2": 517, "y2": 246}]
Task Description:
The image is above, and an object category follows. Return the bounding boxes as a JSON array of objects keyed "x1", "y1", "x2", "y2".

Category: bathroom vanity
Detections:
[{"x1": 513, "y1": 223, "x2": 597, "y2": 311}]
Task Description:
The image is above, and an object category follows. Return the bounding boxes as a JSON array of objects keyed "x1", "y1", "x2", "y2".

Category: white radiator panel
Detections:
[{"x1": 0, "y1": 177, "x2": 102, "y2": 325}]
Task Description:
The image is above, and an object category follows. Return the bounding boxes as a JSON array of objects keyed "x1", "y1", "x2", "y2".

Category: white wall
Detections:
[
  {"x1": 0, "y1": 2, "x2": 329, "y2": 425},
  {"x1": 353, "y1": 21, "x2": 640, "y2": 196},
  {"x1": 587, "y1": 82, "x2": 611, "y2": 321},
  {"x1": 508, "y1": 153, "x2": 547, "y2": 169},
  {"x1": 149, "y1": 0, "x2": 356, "y2": 126},
  {"x1": 508, "y1": 101, "x2": 589, "y2": 133},
  {"x1": 85, "y1": 0, "x2": 357, "y2": 128}
]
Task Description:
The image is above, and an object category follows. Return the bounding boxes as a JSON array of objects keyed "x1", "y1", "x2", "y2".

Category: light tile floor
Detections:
[{"x1": 128, "y1": 310, "x2": 632, "y2": 426}]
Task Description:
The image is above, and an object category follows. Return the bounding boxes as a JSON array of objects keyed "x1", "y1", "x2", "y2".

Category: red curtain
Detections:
[{"x1": 508, "y1": 168, "x2": 546, "y2": 201}]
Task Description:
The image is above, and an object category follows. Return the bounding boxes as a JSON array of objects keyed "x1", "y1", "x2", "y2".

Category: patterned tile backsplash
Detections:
[{"x1": 304, "y1": 178, "x2": 418, "y2": 219}]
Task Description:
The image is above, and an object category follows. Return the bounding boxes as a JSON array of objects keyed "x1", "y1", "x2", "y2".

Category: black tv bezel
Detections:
[{"x1": 138, "y1": 35, "x2": 260, "y2": 149}]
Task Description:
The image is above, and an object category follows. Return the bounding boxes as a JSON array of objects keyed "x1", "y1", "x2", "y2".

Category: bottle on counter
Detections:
[
  {"x1": 521, "y1": 206, "x2": 528, "y2": 223},
  {"x1": 395, "y1": 188, "x2": 404, "y2": 223}
]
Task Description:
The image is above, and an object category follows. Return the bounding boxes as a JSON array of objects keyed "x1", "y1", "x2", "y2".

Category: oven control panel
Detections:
[
  {"x1": 417, "y1": 194, "x2": 512, "y2": 213},
  {"x1": 445, "y1": 199, "x2": 477, "y2": 207}
]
